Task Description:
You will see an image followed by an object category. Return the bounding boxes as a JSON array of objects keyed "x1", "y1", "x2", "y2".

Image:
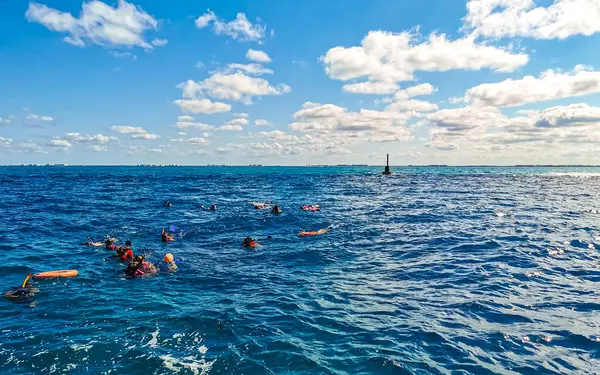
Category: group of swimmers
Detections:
[
  {"x1": 88, "y1": 237, "x2": 178, "y2": 278},
  {"x1": 4, "y1": 200, "x2": 332, "y2": 299}
]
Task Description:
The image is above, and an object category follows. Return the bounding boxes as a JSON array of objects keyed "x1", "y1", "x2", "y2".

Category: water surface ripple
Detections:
[{"x1": 1, "y1": 166, "x2": 600, "y2": 374}]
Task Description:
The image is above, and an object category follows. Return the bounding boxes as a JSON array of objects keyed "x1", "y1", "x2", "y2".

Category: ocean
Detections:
[{"x1": 1, "y1": 166, "x2": 600, "y2": 374}]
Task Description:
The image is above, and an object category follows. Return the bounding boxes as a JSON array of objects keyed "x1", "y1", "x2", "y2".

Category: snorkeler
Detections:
[
  {"x1": 159, "y1": 253, "x2": 178, "y2": 272},
  {"x1": 105, "y1": 238, "x2": 118, "y2": 250},
  {"x1": 161, "y1": 229, "x2": 175, "y2": 242},
  {"x1": 3, "y1": 274, "x2": 39, "y2": 300},
  {"x1": 124, "y1": 255, "x2": 157, "y2": 278},
  {"x1": 164, "y1": 201, "x2": 173, "y2": 207},
  {"x1": 299, "y1": 225, "x2": 333, "y2": 237},
  {"x1": 209, "y1": 204, "x2": 218, "y2": 211},
  {"x1": 271, "y1": 205, "x2": 282, "y2": 214},
  {"x1": 242, "y1": 237, "x2": 258, "y2": 248},
  {"x1": 87, "y1": 238, "x2": 103, "y2": 246},
  {"x1": 115, "y1": 240, "x2": 134, "y2": 261}
]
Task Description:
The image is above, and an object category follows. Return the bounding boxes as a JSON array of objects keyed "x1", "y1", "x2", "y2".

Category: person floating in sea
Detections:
[
  {"x1": 301, "y1": 204, "x2": 320, "y2": 211},
  {"x1": 3, "y1": 274, "x2": 38, "y2": 301},
  {"x1": 160, "y1": 253, "x2": 178, "y2": 272},
  {"x1": 209, "y1": 204, "x2": 218, "y2": 211},
  {"x1": 164, "y1": 201, "x2": 173, "y2": 207},
  {"x1": 250, "y1": 201, "x2": 270, "y2": 210},
  {"x1": 271, "y1": 205, "x2": 282, "y2": 214},
  {"x1": 299, "y1": 225, "x2": 333, "y2": 237},
  {"x1": 115, "y1": 240, "x2": 134, "y2": 261},
  {"x1": 161, "y1": 229, "x2": 175, "y2": 242},
  {"x1": 124, "y1": 255, "x2": 157, "y2": 278},
  {"x1": 242, "y1": 237, "x2": 258, "y2": 248}
]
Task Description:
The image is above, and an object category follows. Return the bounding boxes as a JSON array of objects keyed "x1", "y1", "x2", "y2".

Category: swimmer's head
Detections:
[
  {"x1": 164, "y1": 253, "x2": 174, "y2": 263},
  {"x1": 125, "y1": 240, "x2": 132, "y2": 247}
]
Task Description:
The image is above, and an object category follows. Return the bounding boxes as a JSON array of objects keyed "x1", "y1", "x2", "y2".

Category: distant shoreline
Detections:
[{"x1": 2, "y1": 164, "x2": 600, "y2": 168}]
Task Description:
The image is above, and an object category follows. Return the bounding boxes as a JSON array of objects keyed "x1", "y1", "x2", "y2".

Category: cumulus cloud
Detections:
[
  {"x1": 465, "y1": 66, "x2": 600, "y2": 107},
  {"x1": 426, "y1": 105, "x2": 509, "y2": 133},
  {"x1": 177, "y1": 115, "x2": 195, "y2": 122},
  {"x1": 216, "y1": 124, "x2": 243, "y2": 131},
  {"x1": 111, "y1": 125, "x2": 146, "y2": 134},
  {"x1": 63, "y1": 132, "x2": 116, "y2": 143},
  {"x1": 217, "y1": 63, "x2": 273, "y2": 76},
  {"x1": 464, "y1": 0, "x2": 600, "y2": 40},
  {"x1": 0, "y1": 117, "x2": 11, "y2": 124},
  {"x1": 534, "y1": 103, "x2": 600, "y2": 128},
  {"x1": 343, "y1": 81, "x2": 399, "y2": 95},
  {"x1": 194, "y1": 10, "x2": 268, "y2": 42},
  {"x1": 234, "y1": 112, "x2": 249, "y2": 118},
  {"x1": 175, "y1": 121, "x2": 214, "y2": 131},
  {"x1": 177, "y1": 72, "x2": 290, "y2": 104},
  {"x1": 246, "y1": 49, "x2": 271, "y2": 63},
  {"x1": 255, "y1": 119, "x2": 269, "y2": 126},
  {"x1": 174, "y1": 98, "x2": 231, "y2": 114},
  {"x1": 111, "y1": 125, "x2": 158, "y2": 140},
  {"x1": 170, "y1": 137, "x2": 210, "y2": 145},
  {"x1": 26, "y1": 114, "x2": 53, "y2": 121},
  {"x1": 385, "y1": 83, "x2": 438, "y2": 112},
  {"x1": 321, "y1": 31, "x2": 528, "y2": 84},
  {"x1": 49, "y1": 139, "x2": 72, "y2": 148},
  {"x1": 290, "y1": 102, "x2": 412, "y2": 142},
  {"x1": 25, "y1": 0, "x2": 165, "y2": 50}
]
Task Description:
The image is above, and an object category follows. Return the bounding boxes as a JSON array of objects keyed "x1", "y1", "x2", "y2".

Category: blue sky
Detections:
[{"x1": 1, "y1": 0, "x2": 600, "y2": 165}]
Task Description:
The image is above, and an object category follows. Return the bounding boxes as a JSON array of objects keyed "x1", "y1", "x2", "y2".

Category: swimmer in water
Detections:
[
  {"x1": 125, "y1": 255, "x2": 157, "y2": 278},
  {"x1": 160, "y1": 253, "x2": 178, "y2": 272},
  {"x1": 115, "y1": 240, "x2": 134, "y2": 261},
  {"x1": 164, "y1": 201, "x2": 172, "y2": 207},
  {"x1": 161, "y1": 229, "x2": 175, "y2": 242},
  {"x1": 209, "y1": 204, "x2": 218, "y2": 211},
  {"x1": 271, "y1": 205, "x2": 282, "y2": 214},
  {"x1": 3, "y1": 274, "x2": 39, "y2": 301},
  {"x1": 87, "y1": 237, "x2": 104, "y2": 246},
  {"x1": 242, "y1": 237, "x2": 258, "y2": 248},
  {"x1": 299, "y1": 225, "x2": 332, "y2": 237}
]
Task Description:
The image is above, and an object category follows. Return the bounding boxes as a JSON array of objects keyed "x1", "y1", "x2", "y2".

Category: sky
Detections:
[{"x1": 1, "y1": 0, "x2": 600, "y2": 165}]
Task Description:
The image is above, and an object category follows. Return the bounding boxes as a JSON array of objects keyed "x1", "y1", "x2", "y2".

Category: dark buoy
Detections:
[{"x1": 382, "y1": 154, "x2": 392, "y2": 175}]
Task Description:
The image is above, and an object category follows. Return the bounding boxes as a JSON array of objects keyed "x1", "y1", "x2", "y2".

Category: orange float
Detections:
[{"x1": 33, "y1": 270, "x2": 78, "y2": 280}]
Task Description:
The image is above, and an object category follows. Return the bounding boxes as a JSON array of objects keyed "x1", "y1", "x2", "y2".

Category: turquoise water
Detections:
[{"x1": 1, "y1": 166, "x2": 600, "y2": 374}]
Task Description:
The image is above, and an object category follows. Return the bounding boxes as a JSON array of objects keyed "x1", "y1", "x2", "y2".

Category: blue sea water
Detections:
[{"x1": 1, "y1": 166, "x2": 600, "y2": 374}]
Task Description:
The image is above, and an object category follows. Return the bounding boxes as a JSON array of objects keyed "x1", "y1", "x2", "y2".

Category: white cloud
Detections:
[
  {"x1": 0, "y1": 137, "x2": 13, "y2": 145},
  {"x1": 234, "y1": 112, "x2": 249, "y2": 118},
  {"x1": 177, "y1": 115, "x2": 195, "y2": 122},
  {"x1": 385, "y1": 83, "x2": 438, "y2": 112},
  {"x1": 534, "y1": 103, "x2": 600, "y2": 128},
  {"x1": 229, "y1": 118, "x2": 249, "y2": 126},
  {"x1": 25, "y1": 0, "x2": 164, "y2": 50},
  {"x1": 131, "y1": 133, "x2": 158, "y2": 140},
  {"x1": 321, "y1": 31, "x2": 528, "y2": 84},
  {"x1": 0, "y1": 117, "x2": 11, "y2": 124},
  {"x1": 110, "y1": 125, "x2": 157, "y2": 140},
  {"x1": 174, "y1": 99, "x2": 231, "y2": 114},
  {"x1": 426, "y1": 105, "x2": 509, "y2": 133},
  {"x1": 290, "y1": 102, "x2": 412, "y2": 142},
  {"x1": 343, "y1": 81, "x2": 399, "y2": 95},
  {"x1": 426, "y1": 141, "x2": 459, "y2": 151},
  {"x1": 216, "y1": 124, "x2": 243, "y2": 131},
  {"x1": 175, "y1": 121, "x2": 214, "y2": 131},
  {"x1": 465, "y1": 66, "x2": 600, "y2": 107},
  {"x1": 246, "y1": 49, "x2": 271, "y2": 63},
  {"x1": 170, "y1": 137, "x2": 210, "y2": 145},
  {"x1": 90, "y1": 145, "x2": 107, "y2": 152},
  {"x1": 127, "y1": 146, "x2": 167, "y2": 155},
  {"x1": 111, "y1": 125, "x2": 147, "y2": 134},
  {"x1": 217, "y1": 63, "x2": 273, "y2": 76},
  {"x1": 255, "y1": 119, "x2": 269, "y2": 126},
  {"x1": 50, "y1": 139, "x2": 72, "y2": 148},
  {"x1": 151, "y1": 38, "x2": 168, "y2": 47},
  {"x1": 177, "y1": 72, "x2": 290, "y2": 104},
  {"x1": 26, "y1": 114, "x2": 53, "y2": 121},
  {"x1": 464, "y1": 0, "x2": 600, "y2": 40},
  {"x1": 194, "y1": 10, "x2": 268, "y2": 42},
  {"x1": 64, "y1": 132, "x2": 116, "y2": 143}
]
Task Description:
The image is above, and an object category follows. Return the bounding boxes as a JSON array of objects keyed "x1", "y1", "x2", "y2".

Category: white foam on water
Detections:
[
  {"x1": 161, "y1": 354, "x2": 215, "y2": 375},
  {"x1": 546, "y1": 172, "x2": 600, "y2": 177},
  {"x1": 71, "y1": 343, "x2": 94, "y2": 352},
  {"x1": 548, "y1": 248, "x2": 565, "y2": 256},
  {"x1": 145, "y1": 327, "x2": 160, "y2": 348},
  {"x1": 32, "y1": 350, "x2": 49, "y2": 357},
  {"x1": 198, "y1": 345, "x2": 208, "y2": 355}
]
